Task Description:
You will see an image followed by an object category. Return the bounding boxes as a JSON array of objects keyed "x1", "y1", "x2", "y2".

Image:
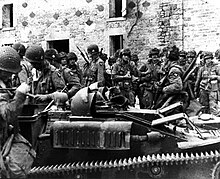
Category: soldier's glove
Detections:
[
  {"x1": 16, "y1": 82, "x2": 30, "y2": 94},
  {"x1": 34, "y1": 94, "x2": 49, "y2": 102}
]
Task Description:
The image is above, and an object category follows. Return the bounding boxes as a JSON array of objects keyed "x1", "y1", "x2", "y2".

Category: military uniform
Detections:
[
  {"x1": 138, "y1": 59, "x2": 162, "y2": 109},
  {"x1": 32, "y1": 62, "x2": 66, "y2": 95},
  {"x1": 112, "y1": 60, "x2": 138, "y2": 106},
  {"x1": 61, "y1": 66, "x2": 82, "y2": 98},
  {"x1": 195, "y1": 53, "x2": 220, "y2": 115},
  {"x1": 83, "y1": 57, "x2": 105, "y2": 87},
  {"x1": 154, "y1": 49, "x2": 188, "y2": 110}
]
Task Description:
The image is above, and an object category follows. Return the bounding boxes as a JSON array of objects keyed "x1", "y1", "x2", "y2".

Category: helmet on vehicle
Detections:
[
  {"x1": 12, "y1": 43, "x2": 26, "y2": 58},
  {"x1": 119, "y1": 48, "x2": 131, "y2": 58},
  {"x1": 44, "y1": 48, "x2": 59, "y2": 62},
  {"x1": 0, "y1": 46, "x2": 21, "y2": 73},
  {"x1": 149, "y1": 48, "x2": 160, "y2": 58},
  {"x1": 25, "y1": 45, "x2": 44, "y2": 63},
  {"x1": 67, "y1": 52, "x2": 78, "y2": 61},
  {"x1": 71, "y1": 87, "x2": 96, "y2": 116},
  {"x1": 87, "y1": 44, "x2": 99, "y2": 55}
]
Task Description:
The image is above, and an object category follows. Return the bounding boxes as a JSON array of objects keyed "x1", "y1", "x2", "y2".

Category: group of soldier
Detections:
[
  {"x1": 5, "y1": 42, "x2": 220, "y2": 116},
  {"x1": 0, "y1": 40, "x2": 220, "y2": 177}
]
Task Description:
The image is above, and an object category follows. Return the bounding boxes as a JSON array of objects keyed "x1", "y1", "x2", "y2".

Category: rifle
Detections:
[{"x1": 76, "y1": 45, "x2": 89, "y2": 65}]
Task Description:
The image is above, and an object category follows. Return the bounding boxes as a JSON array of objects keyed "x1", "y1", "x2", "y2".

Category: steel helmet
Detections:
[
  {"x1": 71, "y1": 87, "x2": 96, "y2": 116},
  {"x1": 67, "y1": 52, "x2": 78, "y2": 61},
  {"x1": 119, "y1": 48, "x2": 131, "y2": 58},
  {"x1": 0, "y1": 46, "x2": 21, "y2": 73},
  {"x1": 44, "y1": 48, "x2": 59, "y2": 62},
  {"x1": 25, "y1": 45, "x2": 44, "y2": 63},
  {"x1": 12, "y1": 43, "x2": 26, "y2": 57},
  {"x1": 87, "y1": 44, "x2": 99, "y2": 55}
]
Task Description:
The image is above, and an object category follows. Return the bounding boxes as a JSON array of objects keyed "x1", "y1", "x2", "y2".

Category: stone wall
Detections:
[{"x1": 0, "y1": 0, "x2": 220, "y2": 62}]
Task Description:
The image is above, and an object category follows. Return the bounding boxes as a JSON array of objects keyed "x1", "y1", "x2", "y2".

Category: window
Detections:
[
  {"x1": 109, "y1": 0, "x2": 127, "y2": 18},
  {"x1": 2, "y1": 4, "x2": 13, "y2": 28},
  {"x1": 47, "y1": 39, "x2": 69, "y2": 53},
  {"x1": 0, "y1": 1, "x2": 17, "y2": 30},
  {"x1": 109, "y1": 35, "x2": 123, "y2": 56}
]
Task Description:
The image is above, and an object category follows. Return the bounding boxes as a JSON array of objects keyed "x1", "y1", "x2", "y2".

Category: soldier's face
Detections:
[
  {"x1": 31, "y1": 61, "x2": 43, "y2": 70},
  {"x1": 0, "y1": 71, "x2": 13, "y2": 82}
]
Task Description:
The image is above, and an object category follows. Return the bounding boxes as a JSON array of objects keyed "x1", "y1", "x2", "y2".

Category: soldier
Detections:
[
  {"x1": 59, "y1": 51, "x2": 68, "y2": 67},
  {"x1": 25, "y1": 45, "x2": 66, "y2": 102},
  {"x1": 67, "y1": 52, "x2": 82, "y2": 84},
  {"x1": 194, "y1": 52, "x2": 220, "y2": 115},
  {"x1": 82, "y1": 44, "x2": 105, "y2": 87},
  {"x1": 0, "y1": 46, "x2": 34, "y2": 178},
  {"x1": 154, "y1": 46, "x2": 188, "y2": 110},
  {"x1": 138, "y1": 48, "x2": 163, "y2": 109},
  {"x1": 11, "y1": 43, "x2": 33, "y2": 87},
  {"x1": 178, "y1": 50, "x2": 188, "y2": 72},
  {"x1": 111, "y1": 48, "x2": 139, "y2": 106}
]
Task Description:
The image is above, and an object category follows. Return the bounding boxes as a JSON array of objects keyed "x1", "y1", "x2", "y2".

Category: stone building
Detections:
[{"x1": 0, "y1": 0, "x2": 220, "y2": 63}]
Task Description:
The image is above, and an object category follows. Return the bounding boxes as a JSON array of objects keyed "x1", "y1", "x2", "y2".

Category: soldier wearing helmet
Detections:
[
  {"x1": 194, "y1": 52, "x2": 220, "y2": 115},
  {"x1": 0, "y1": 46, "x2": 33, "y2": 178},
  {"x1": 154, "y1": 46, "x2": 189, "y2": 110},
  {"x1": 178, "y1": 50, "x2": 189, "y2": 72},
  {"x1": 138, "y1": 48, "x2": 163, "y2": 109},
  {"x1": 25, "y1": 45, "x2": 65, "y2": 99},
  {"x1": 111, "y1": 48, "x2": 139, "y2": 106},
  {"x1": 82, "y1": 44, "x2": 105, "y2": 87},
  {"x1": 12, "y1": 43, "x2": 33, "y2": 87}
]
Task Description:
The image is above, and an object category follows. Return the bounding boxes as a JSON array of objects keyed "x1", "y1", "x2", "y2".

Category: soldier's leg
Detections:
[{"x1": 199, "y1": 89, "x2": 210, "y2": 113}]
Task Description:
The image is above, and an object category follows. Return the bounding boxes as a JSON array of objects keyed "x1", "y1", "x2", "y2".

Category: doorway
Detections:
[{"x1": 47, "y1": 39, "x2": 69, "y2": 53}]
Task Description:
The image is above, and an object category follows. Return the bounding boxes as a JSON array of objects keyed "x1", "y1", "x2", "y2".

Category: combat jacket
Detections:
[
  {"x1": 163, "y1": 63, "x2": 183, "y2": 94},
  {"x1": 139, "y1": 60, "x2": 162, "y2": 90},
  {"x1": 61, "y1": 66, "x2": 82, "y2": 98},
  {"x1": 112, "y1": 60, "x2": 139, "y2": 90},
  {"x1": 0, "y1": 80, "x2": 26, "y2": 146},
  {"x1": 195, "y1": 63, "x2": 220, "y2": 92},
  {"x1": 33, "y1": 63, "x2": 66, "y2": 95},
  {"x1": 83, "y1": 57, "x2": 105, "y2": 87}
]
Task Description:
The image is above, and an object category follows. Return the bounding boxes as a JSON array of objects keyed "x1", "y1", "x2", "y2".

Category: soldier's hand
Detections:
[
  {"x1": 16, "y1": 82, "x2": 30, "y2": 94},
  {"x1": 34, "y1": 94, "x2": 49, "y2": 102},
  {"x1": 50, "y1": 92, "x2": 68, "y2": 103}
]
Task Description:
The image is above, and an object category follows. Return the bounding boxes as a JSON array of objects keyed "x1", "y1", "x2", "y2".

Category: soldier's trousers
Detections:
[{"x1": 138, "y1": 87, "x2": 153, "y2": 109}]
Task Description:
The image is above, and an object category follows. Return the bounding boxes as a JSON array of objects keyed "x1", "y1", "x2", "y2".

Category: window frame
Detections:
[{"x1": 0, "y1": 0, "x2": 17, "y2": 31}]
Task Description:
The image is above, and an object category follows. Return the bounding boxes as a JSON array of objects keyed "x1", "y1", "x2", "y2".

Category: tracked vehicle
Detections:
[{"x1": 18, "y1": 89, "x2": 220, "y2": 179}]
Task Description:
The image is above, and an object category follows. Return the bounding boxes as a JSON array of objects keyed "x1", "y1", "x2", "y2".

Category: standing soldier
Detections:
[
  {"x1": 138, "y1": 48, "x2": 163, "y2": 109},
  {"x1": 67, "y1": 52, "x2": 82, "y2": 84},
  {"x1": 112, "y1": 48, "x2": 139, "y2": 106},
  {"x1": 25, "y1": 45, "x2": 66, "y2": 100},
  {"x1": 0, "y1": 46, "x2": 35, "y2": 178},
  {"x1": 82, "y1": 44, "x2": 105, "y2": 87},
  {"x1": 194, "y1": 52, "x2": 220, "y2": 115},
  {"x1": 11, "y1": 43, "x2": 33, "y2": 87}
]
